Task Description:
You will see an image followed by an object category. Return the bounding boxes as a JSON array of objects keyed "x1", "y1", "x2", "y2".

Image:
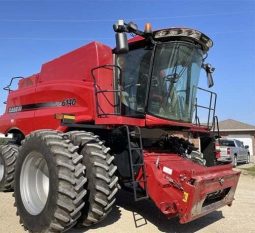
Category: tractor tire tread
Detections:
[
  {"x1": 65, "y1": 131, "x2": 119, "y2": 227},
  {"x1": 14, "y1": 130, "x2": 87, "y2": 233},
  {"x1": 0, "y1": 144, "x2": 18, "y2": 192}
]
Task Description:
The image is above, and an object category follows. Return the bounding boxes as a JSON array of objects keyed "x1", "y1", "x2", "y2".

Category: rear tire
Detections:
[
  {"x1": 67, "y1": 131, "x2": 118, "y2": 227},
  {"x1": 14, "y1": 130, "x2": 87, "y2": 232},
  {"x1": 0, "y1": 144, "x2": 18, "y2": 191}
]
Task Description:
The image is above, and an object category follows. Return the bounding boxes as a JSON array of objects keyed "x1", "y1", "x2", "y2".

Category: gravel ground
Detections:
[{"x1": 0, "y1": 164, "x2": 254, "y2": 233}]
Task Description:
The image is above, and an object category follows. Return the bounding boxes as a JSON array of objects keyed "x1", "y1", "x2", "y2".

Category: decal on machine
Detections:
[
  {"x1": 8, "y1": 98, "x2": 77, "y2": 113},
  {"x1": 182, "y1": 192, "x2": 189, "y2": 202},
  {"x1": 163, "y1": 166, "x2": 173, "y2": 175},
  {"x1": 62, "y1": 98, "x2": 76, "y2": 106},
  {"x1": 8, "y1": 106, "x2": 22, "y2": 113}
]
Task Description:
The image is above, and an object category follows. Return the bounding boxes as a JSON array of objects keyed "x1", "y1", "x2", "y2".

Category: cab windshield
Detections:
[
  {"x1": 148, "y1": 42, "x2": 203, "y2": 122},
  {"x1": 116, "y1": 41, "x2": 203, "y2": 122}
]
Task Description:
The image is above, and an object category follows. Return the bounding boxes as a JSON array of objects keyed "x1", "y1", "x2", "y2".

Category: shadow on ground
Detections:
[
  {"x1": 67, "y1": 205, "x2": 122, "y2": 233},
  {"x1": 68, "y1": 190, "x2": 224, "y2": 233}
]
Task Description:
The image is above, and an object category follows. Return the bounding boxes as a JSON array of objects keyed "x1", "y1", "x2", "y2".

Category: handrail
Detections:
[
  {"x1": 3, "y1": 76, "x2": 24, "y2": 93},
  {"x1": 212, "y1": 115, "x2": 221, "y2": 138},
  {"x1": 91, "y1": 64, "x2": 123, "y2": 117},
  {"x1": 193, "y1": 87, "x2": 217, "y2": 129}
]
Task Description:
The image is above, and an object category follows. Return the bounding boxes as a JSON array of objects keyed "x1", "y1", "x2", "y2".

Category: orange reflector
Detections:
[{"x1": 55, "y1": 113, "x2": 64, "y2": 120}]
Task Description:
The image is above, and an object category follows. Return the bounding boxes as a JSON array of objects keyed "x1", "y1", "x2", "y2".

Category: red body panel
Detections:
[
  {"x1": 34, "y1": 81, "x2": 95, "y2": 130},
  {"x1": 0, "y1": 41, "x2": 113, "y2": 135},
  {"x1": 145, "y1": 115, "x2": 209, "y2": 132},
  {"x1": 0, "y1": 83, "x2": 37, "y2": 135}
]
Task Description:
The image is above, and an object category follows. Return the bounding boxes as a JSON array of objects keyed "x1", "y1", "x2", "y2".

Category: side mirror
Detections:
[
  {"x1": 245, "y1": 145, "x2": 249, "y2": 149},
  {"x1": 202, "y1": 63, "x2": 215, "y2": 88},
  {"x1": 113, "y1": 20, "x2": 129, "y2": 54},
  {"x1": 115, "y1": 32, "x2": 129, "y2": 54}
]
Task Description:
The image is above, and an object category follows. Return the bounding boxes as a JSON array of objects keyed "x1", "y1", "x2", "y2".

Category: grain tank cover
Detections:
[{"x1": 38, "y1": 42, "x2": 112, "y2": 83}]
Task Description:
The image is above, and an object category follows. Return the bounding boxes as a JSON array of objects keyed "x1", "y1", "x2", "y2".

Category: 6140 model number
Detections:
[{"x1": 62, "y1": 98, "x2": 76, "y2": 106}]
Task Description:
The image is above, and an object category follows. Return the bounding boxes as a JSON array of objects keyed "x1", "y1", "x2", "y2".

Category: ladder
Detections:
[{"x1": 125, "y1": 125, "x2": 149, "y2": 201}]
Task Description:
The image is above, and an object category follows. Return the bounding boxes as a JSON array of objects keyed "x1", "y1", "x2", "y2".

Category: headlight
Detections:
[{"x1": 154, "y1": 28, "x2": 213, "y2": 50}]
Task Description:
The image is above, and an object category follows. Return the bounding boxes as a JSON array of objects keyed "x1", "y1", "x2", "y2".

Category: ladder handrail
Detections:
[{"x1": 125, "y1": 125, "x2": 148, "y2": 201}]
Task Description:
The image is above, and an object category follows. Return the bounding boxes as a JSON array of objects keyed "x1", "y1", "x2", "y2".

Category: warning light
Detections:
[{"x1": 144, "y1": 23, "x2": 152, "y2": 34}]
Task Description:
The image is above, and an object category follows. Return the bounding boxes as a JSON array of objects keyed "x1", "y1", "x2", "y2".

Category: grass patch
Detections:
[{"x1": 242, "y1": 165, "x2": 255, "y2": 176}]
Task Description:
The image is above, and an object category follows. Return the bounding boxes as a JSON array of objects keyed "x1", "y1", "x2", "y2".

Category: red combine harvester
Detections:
[{"x1": 0, "y1": 20, "x2": 240, "y2": 232}]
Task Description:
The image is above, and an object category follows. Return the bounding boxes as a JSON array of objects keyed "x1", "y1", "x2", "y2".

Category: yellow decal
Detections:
[{"x1": 183, "y1": 192, "x2": 189, "y2": 202}]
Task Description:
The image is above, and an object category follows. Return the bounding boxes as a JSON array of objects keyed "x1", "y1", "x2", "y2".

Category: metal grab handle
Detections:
[
  {"x1": 3, "y1": 76, "x2": 24, "y2": 93},
  {"x1": 91, "y1": 64, "x2": 123, "y2": 117}
]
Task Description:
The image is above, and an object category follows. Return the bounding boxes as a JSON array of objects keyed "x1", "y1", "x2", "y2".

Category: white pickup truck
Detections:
[{"x1": 216, "y1": 139, "x2": 250, "y2": 167}]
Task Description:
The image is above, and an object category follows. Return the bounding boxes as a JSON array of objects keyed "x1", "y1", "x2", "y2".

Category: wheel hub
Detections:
[{"x1": 20, "y1": 152, "x2": 49, "y2": 215}]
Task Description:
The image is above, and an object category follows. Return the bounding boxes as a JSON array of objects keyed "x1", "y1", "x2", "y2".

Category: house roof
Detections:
[{"x1": 219, "y1": 119, "x2": 255, "y2": 131}]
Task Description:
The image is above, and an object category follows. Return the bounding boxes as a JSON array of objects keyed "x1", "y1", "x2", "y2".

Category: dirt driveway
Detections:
[{"x1": 0, "y1": 167, "x2": 254, "y2": 233}]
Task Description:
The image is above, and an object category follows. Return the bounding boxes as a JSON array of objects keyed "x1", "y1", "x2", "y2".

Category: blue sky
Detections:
[{"x1": 0, "y1": 0, "x2": 254, "y2": 124}]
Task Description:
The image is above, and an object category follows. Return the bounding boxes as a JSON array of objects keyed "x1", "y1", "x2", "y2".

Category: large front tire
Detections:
[
  {"x1": 14, "y1": 130, "x2": 87, "y2": 232},
  {"x1": 0, "y1": 144, "x2": 18, "y2": 191},
  {"x1": 67, "y1": 131, "x2": 118, "y2": 227}
]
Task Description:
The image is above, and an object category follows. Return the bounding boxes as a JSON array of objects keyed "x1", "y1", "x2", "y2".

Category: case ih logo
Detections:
[
  {"x1": 8, "y1": 98, "x2": 76, "y2": 113},
  {"x1": 8, "y1": 106, "x2": 22, "y2": 113}
]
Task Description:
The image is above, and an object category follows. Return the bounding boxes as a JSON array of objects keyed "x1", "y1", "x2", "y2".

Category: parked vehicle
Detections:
[
  {"x1": 216, "y1": 139, "x2": 250, "y2": 166},
  {"x1": 0, "y1": 20, "x2": 240, "y2": 233}
]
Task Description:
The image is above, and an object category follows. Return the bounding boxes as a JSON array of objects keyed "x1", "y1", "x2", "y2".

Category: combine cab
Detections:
[{"x1": 0, "y1": 20, "x2": 240, "y2": 232}]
